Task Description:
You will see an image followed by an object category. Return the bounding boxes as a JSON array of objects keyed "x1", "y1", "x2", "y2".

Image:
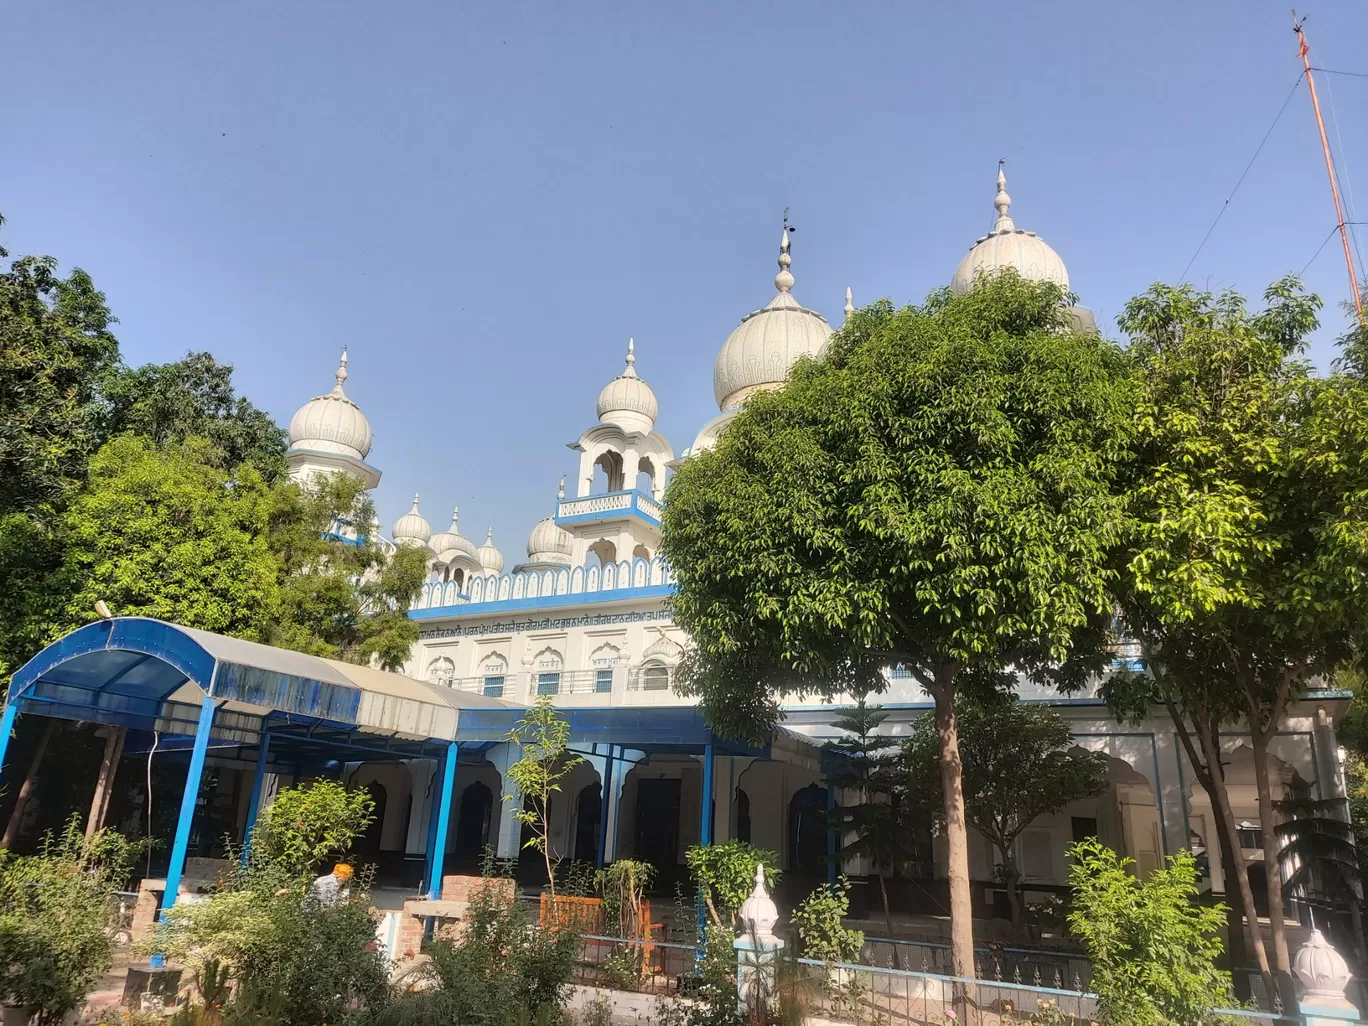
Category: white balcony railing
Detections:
[{"x1": 627, "y1": 665, "x2": 673, "y2": 692}]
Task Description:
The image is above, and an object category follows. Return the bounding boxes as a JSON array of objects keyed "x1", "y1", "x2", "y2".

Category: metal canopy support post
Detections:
[
  {"x1": 240, "y1": 730, "x2": 272, "y2": 866},
  {"x1": 161, "y1": 692, "x2": 217, "y2": 916},
  {"x1": 597, "y1": 745, "x2": 616, "y2": 869},
  {"x1": 426, "y1": 741, "x2": 459, "y2": 900},
  {"x1": 0, "y1": 703, "x2": 18, "y2": 790},
  {"x1": 697, "y1": 741, "x2": 715, "y2": 949}
]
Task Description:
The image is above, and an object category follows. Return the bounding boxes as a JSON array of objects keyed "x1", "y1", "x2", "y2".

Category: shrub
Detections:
[
  {"x1": 790, "y1": 877, "x2": 864, "y2": 964},
  {"x1": 0, "y1": 818, "x2": 142, "y2": 1025},
  {"x1": 249, "y1": 779, "x2": 374, "y2": 877},
  {"x1": 684, "y1": 841, "x2": 780, "y2": 929},
  {"x1": 1067, "y1": 839, "x2": 1233, "y2": 1026}
]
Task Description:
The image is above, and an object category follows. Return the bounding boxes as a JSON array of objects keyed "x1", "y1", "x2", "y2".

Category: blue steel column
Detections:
[
  {"x1": 826, "y1": 782, "x2": 838, "y2": 886},
  {"x1": 696, "y1": 742, "x2": 715, "y2": 947},
  {"x1": 160, "y1": 693, "x2": 217, "y2": 916},
  {"x1": 0, "y1": 703, "x2": 19, "y2": 791},
  {"x1": 240, "y1": 730, "x2": 272, "y2": 867},
  {"x1": 426, "y1": 742, "x2": 459, "y2": 899},
  {"x1": 596, "y1": 745, "x2": 616, "y2": 869}
]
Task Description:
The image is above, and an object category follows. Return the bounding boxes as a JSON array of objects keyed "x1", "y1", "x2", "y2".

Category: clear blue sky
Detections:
[{"x1": 5, "y1": 1, "x2": 1367, "y2": 552}]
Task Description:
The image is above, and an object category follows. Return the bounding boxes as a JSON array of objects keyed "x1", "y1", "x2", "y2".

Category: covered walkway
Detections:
[{"x1": 0, "y1": 617, "x2": 829, "y2": 912}]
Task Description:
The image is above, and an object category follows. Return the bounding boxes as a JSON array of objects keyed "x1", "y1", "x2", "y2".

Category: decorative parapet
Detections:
[
  {"x1": 555, "y1": 488, "x2": 662, "y2": 526},
  {"x1": 411, "y1": 555, "x2": 676, "y2": 612}
]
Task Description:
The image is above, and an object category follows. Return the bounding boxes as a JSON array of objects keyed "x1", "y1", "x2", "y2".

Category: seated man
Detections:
[{"x1": 309, "y1": 862, "x2": 354, "y2": 904}]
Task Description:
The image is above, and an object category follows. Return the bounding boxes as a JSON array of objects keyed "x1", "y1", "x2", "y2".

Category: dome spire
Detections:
[
  {"x1": 844, "y1": 286, "x2": 854, "y2": 323},
  {"x1": 993, "y1": 159, "x2": 1015, "y2": 233},
  {"x1": 449, "y1": 505, "x2": 459, "y2": 530},
  {"x1": 333, "y1": 347, "x2": 349, "y2": 392},
  {"x1": 557, "y1": 476, "x2": 566, "y2": 501},
  {"x1": 623, "y1": 338, "x2": 638, "y2": 378},
  {"x1": 775, "y1": 225, "x2": 794, "y2": 293}
]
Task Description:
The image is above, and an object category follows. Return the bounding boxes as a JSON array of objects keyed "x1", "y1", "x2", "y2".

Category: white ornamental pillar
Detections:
[
  {"x1": 1294, "y1": 929, "x2": 1360, "y2": 1026},
  {"x1": 734, "y1": 864, "x2": 785, "y2": 1013}
]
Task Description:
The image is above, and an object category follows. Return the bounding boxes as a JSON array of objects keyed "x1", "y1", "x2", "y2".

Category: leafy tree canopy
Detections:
[
  {"x1": 0, "y1": 216, "x2": 119, "y2": 519},
  {"x1": 97, "y1": 350, "x2": 288, "y2": 481},
  {"x1": 661, "y1": 272, "x2": 1134, "y2": 741}
]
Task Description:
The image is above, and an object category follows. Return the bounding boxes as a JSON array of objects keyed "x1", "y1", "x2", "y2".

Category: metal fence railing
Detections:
[{"x1": 569, "y1": 932, "x2": 1303, "y2": 1026}]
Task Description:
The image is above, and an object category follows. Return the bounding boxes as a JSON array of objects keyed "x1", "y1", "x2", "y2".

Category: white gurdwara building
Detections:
[{"x1": 279, "y1": 167, "x2": 1349, "y2": 933}]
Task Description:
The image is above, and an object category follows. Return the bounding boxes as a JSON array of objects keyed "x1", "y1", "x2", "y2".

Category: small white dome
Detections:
[
  {"x1": 713, "y1": 229, "x2": 832, "y2": 411},
  {"x1": 951, "y1": 164, "x2": 1069, "y2": 296},
  {"x1": 392, "y1": 492, "x2": 432, "y2": 546},
  {"x1": 597, "y1": 338, "x2": 658, "y2": 434},
  {"x1": 1293, "y1": 929, "x2": 1353, "y2": 1001},
  {"x1": 430, "y1": 506, "x2": 478, "y2": 565},
  {"x1": 526, "y1": 516, "x2": 572, "y2": 564},
  {"x1": 477, "y1": 528, "x2": 505, "y2": 573},
  {"x1": 288, "y1": 349, "x2": 374, "y2": 460}
]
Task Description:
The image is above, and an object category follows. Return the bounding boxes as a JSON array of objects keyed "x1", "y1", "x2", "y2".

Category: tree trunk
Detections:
[
  {"x1": 1, "y1": 719, "x2": 55, "y2": 850},
  {"x1": 1194, "y1": 720, "x2": 1272, "y2": 983},
  {"x1": 877, "y1": 873, "x2": 901, "y2": 969},
  {"x1": 86, "y1": 726, "x2": 127, "y2": 840},
  {"x1": 930, "y1": 674, "x2": 975, "y2": 979},
  {"x1": 1213, "y1": 811, "x2": 1251, "y2": 999},
  {"x1": 1250, "y1": 731, "x2": 1295, "y2": 1006},
  {"x1": 997, "y1": 843, "x2": 1025, "y2": 935}
]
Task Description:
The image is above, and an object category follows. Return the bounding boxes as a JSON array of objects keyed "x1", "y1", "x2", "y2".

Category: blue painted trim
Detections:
[
  {"x1": 554, "y1": 489, "x2": 662, "y2": 528},
  {"x1": 427, "y1": 742, "x2": 460, "y2": 899},
  {"x1": 241, "y1": 731, "x2": 272, "y2": 867},
  {"x1": 161, "y1": 692, "x2": 217, "y2": 916},
  {"x1": 0, "y1": 704, "x2": 19, "y2": 792},
  {"x1": 411, "y1": 584, "x2": 674, "y2": 620}
]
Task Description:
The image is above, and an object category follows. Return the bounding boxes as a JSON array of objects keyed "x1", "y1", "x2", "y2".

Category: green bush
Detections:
[
  {"x1": 378, "y1": 879, "x2": 578, "y2": 1026},
  {"x1": 0, "y1": 818, "x2": 142, "y2": 1025},
  {"x1": 1067, "y1": 839, "x2": 1233, "y2": 1026},
  {"x1": 684, "y1": 841, "x2": 780, "y2": 929},
  {"x1": 249, "y1": 778, "x2": 375, "y2": 877},
  {"x1": 790, "y1": 877, "x2": 864, "y2": 964}
]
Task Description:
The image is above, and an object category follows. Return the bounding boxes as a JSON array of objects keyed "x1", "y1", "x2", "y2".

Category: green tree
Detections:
[
  {"x1": 825, "y1": 697, "x2": 925, "y2": 963},
  {"x1": 685, "y1": 840, "x2": 781, "y2": 930},
  {"x1": 97, "y1": 350, "x2": 288, "y2": 480},
  {"x1": 661, "y1": 273, "x2": 1133, "y2": 976},
  {"x1": 1110, "y1": 277, "x2": 1367, "y2": 992},
  {"x1": 903, "y1": 698, "x2": 1109, "y2": 932},
  {"x1": 504, "y1": 697, "x2": 584, "y2": 899},
  {"x1": 249, "y1": 779, "x2": 376, "y2": 877},
  {"x1": 1067, "y1": 839, "x2": 1232, "y2": 1026},
  {"x1": 48, "y1": 434, "x2": 280, "y2": 642},
  {"x1": 0, "y1": 216, "x2": 119, "y2": 520}
]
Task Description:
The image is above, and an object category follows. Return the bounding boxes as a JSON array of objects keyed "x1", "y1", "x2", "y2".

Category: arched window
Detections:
[
  {"x1": 589, "y1": 643, "x2": 621, "y2": 694},
  {"x1": 451, "y1": 567, "x2": 465, "y2": 590},
  {"x1": 426, "y1": 657, "x2": 455, "y2": 686},
  {"x1": 533, "y1": 648, "x2": 563, "y2": 696},
  {"x1": 790, "y1": 784, "x2": 828, "y2": 873},
  {"x1": 636, "y1": 456, "x2": 656, "y2": 495},
  {"x1": 641, "y1": 661, "x2": 670, "y2": 691},
  {"x1": 574, "y1": 783, "x2": 602, "y2": 863},
  {"x1": 481, "y1": 654, "x2": 508, "y2": 698},
  {"x1": 454, "y1": 781, "x2": 494, "y2": 858}
]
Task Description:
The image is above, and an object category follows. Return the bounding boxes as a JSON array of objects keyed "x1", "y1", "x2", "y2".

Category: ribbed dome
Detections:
[
  {"x1": 430, "y1": 506, "x2": 478, "y2": 564},
  {"x1": 527, "y1": 517, "x2": 572, "y2": 564},
  {"x1": 951, "y1": 164, "x2": 1069, "y2": 296},
  {"x1": 392, "y1": 492, "x2": 432, "y2": 546},
  {"x1": 713, "y1": 229, "x2": 832, "y2": 411},
  {"x1": 288, "y1": 350, "x2": 374, "y2": 460},
  {"x1": 596, "y1": 338, "x2": 659, "y2": 434},
  {"x1": 477, "y1": 528, "x2": 505, "y2": 573}
]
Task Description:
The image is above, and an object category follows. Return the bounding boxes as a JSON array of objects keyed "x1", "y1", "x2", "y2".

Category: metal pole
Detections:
[
  {"x1": 1294, "y1": 13, "x2": 1364, "y2": 324},
  {"x1": 240, "y1": 730, "x2": 272, "y2": 866},
  {"x1": 0, "y1": 703, "x2": 19, "y2": 792},
  {"x1": 427, "y1": 742, "x2": 459, "y2": 900},
  {"x1": 697, "y1": 742, "x2": 715, "y2": 950},
  {"x1": 161, "y1": 693, "x2": 217, "y2": 916}
]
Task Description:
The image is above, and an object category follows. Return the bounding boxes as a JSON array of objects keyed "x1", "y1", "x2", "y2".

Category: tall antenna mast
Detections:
[{"x1": 1293, "y1": 11, "x2": 1364, "y2": 324}]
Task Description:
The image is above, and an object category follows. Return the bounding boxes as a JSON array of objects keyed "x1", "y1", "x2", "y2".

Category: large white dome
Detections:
[
  {"x1": 477, "y1": 528, "x2": 505, "y2": 573},
  {"x1": 430, "y1": 507, "x2": 478, "y2": 565},
  {"x1": 392, "y1": 492, "x2": 432, "y2": 547},
  {"x1": 288, "y1": 350, "x2": 374, "y2": 460},
  {"x1": 596, "y1": 338, "x2": 658, "y2": 434},
  {"x1": 713, "y1": 229, "x2": 832, "y2": 411},
  {"x1": 951, "y1": 164, "x2": 1069, "y2": 296},
  {"x1": 526, "y1": 517, "x2": 572, "y2": 564}
]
